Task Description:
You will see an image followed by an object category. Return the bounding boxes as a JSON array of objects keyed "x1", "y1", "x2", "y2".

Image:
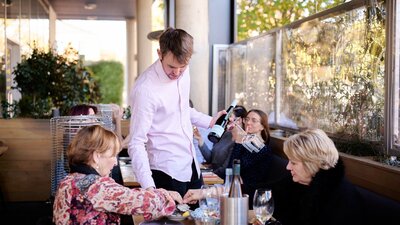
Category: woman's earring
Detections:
[{"x1": 95, "y1": 164, "x2": 100, "y2": 169}]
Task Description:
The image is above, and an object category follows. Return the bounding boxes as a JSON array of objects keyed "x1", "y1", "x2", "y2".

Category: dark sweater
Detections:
[{"x1": 230, "y1": 143, "x2": 290, "y2": 208}]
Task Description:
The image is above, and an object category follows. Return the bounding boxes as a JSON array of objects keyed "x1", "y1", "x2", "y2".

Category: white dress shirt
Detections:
[{"x1": 128, "y1": 60, "x2": 212, "y2": 189}]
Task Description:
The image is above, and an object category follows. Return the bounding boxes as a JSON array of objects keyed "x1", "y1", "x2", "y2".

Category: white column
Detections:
[
  {"x1": 137, "y1": 0, "x2": 153, "y2": 75},
  {"x1": 48, "y1": 6, "x2": 57, "y2": 50},
  {"x1": 126, "y1": 18, "x2": 137, "y2": 106},
  {"x1": 175, "y1": 0, "x2": 210, "y2": 114}
]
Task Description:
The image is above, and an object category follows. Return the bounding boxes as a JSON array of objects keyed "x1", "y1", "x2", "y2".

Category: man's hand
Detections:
[
  {"x1": 182, "y1": 189, "x2": 204, "y2": 204},
  {"x1": 209, "y1": 110, "x2": 227, "y2": 128}
]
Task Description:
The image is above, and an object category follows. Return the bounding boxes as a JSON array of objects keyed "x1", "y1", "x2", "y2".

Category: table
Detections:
[
  {"x1": 119, "y1": 158, "x2": 224, "y2": 187},
  {"x1": 132, "y1": 210, "x2": 256, "y2": 225}
]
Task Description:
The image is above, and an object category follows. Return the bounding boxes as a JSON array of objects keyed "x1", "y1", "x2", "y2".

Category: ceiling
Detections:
[{"x1": 48, "y1": 0, "x2": 137, "y2": 20}]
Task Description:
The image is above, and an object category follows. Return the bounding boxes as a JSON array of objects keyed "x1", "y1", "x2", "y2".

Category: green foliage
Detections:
[
  {"x1": 236, "y1": 0, "x2": 343, "y2": 41},
  {"x1": 12, "y1": 46, "x2": 101, "y2": 118},
  {"x1": 88, "y1": 60, "x2": 124, "y2": 105},
  {"x1": 283, "y1": 6, "x2": 385, "y2": 143},
  {"x1": 1, "y1": 100, "x2": 18, "y2": 119}
]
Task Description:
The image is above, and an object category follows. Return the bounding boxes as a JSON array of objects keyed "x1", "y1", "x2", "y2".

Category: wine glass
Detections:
[
  {"x1": 253, "y1": 188, "x2": 274, "y2": 224},
  {"x1": 199, "y1": 184, "x2": 220, "y2": 218}
]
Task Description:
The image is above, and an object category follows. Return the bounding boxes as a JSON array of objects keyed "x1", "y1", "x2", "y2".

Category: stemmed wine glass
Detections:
[
  {"x1": 253, "y1": 188, "x2": 274, "y2": 224},
  {"x1": 199, "y1": 184, "x2": 220, "y2": 218}
]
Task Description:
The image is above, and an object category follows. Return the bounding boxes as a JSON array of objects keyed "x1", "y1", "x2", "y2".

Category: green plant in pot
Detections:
[{"x1": 12, "y1": 46, "x2": 101, "y2": 118}]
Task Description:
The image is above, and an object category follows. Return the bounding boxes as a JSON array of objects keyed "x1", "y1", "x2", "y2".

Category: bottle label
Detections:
[{"x1": 210, "y1": 125, "x2": 225, "y2": 138}]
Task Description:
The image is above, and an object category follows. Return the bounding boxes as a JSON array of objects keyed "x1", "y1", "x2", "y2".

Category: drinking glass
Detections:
[
  {"x1": 199, "y1": 184, "x2": 220, "y2": 218},
  {"x1": 253, "y1": 188, "x2": 274, "y2": 224},
  {"x1": 242, "y1": 134, "x2": 265, "y2": 153}
]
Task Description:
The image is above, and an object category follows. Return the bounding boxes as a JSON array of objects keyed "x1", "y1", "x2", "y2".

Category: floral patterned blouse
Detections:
[{"x1": 53, "y1": 165, "x2": 175, "y2": 225}]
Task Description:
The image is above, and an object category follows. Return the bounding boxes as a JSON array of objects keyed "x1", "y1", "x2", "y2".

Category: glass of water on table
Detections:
[{"x1": 199, "y1": 184, "x2": 221, "y2": 219}]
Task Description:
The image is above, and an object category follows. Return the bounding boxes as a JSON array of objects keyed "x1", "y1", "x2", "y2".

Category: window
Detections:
[{"x1": 226, "y1": 1, "x2": 392, "y2": 155}]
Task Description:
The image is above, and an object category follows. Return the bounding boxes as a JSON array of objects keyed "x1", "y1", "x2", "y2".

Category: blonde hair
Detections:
[
  {"x1": 67, "y1": 125, "x2": 121, "y2": 166},
  {"x1": 283, "y1": 129, "x2": 339, "y2": 176}
]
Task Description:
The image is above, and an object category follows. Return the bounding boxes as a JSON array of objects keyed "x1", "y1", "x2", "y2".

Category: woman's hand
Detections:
[
  {"x1": 167, "y1": 190, "x2": 183, "y2": 204},
  {"x1": 193, "y1": 126, "x2": 204, "y2": 147},
  {"x1": 110, "y1": 104, "x2": 123, "y2": 123},
  {"x1": 183, "y1": 189, "x2": 204, "y2": 204}
]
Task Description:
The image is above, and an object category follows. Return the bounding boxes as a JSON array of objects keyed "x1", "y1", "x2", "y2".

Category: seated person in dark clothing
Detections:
[
  {"x1": 69, "y1": 104, "x2": 127, "y2": 148},
  {"x1": 182, "y1": 110, "x2": 288, "y2": 207},
  {"x1": 193, "y1": 105, "x2": 247, "y2": 178},
  {"x1": 229, "y1": 109, "x2": 289, "y2": 208},
  {"x1": 272, "y1": 129, "x2": 367, "y2": 225}
]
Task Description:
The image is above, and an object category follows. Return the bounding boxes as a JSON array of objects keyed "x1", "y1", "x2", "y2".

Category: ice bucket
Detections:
[{"x1": 220, "y1": 194, "x2": 249, "y2": 225}]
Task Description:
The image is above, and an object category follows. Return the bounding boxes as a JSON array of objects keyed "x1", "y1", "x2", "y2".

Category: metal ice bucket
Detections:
[{"x1": 220, "y1": 194, "x2": 249, "y2": 225}]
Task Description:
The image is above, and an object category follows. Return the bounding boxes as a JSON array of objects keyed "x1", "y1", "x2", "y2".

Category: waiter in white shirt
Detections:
[{"x1": 128, "y1": 27, "x2": 224, "y2": 197}]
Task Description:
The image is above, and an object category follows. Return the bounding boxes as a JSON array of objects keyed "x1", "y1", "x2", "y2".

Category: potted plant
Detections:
[
  {"x1": 12, "y1": 46, "x2": 101, "y2": 118},
  {"x1": 0, "y1": 46, "x2": 102, "y2": 201}
]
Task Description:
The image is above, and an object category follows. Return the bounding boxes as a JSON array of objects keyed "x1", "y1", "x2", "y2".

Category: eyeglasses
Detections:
[{"x1": 244, "y1": 117, "x2": 260, "y2": 123}]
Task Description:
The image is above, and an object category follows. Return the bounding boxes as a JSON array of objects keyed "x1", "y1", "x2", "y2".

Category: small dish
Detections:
[
  {"x1": 167, "y1": 214, "x2": 188, "y2": 221},
  {"x1": 140, "y1": 219, "x2": 182, "y2": 225}
]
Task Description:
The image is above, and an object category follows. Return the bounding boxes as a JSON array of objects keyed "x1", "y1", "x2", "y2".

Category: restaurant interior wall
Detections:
[{"x1": 222, "y1": 0, "x2": 399, "y2": 156}]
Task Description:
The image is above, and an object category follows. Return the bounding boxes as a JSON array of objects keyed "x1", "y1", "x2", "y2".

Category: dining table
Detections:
[
  {"x1": 119, "y1": 157, "x2": 224, "y2": 187},
  {"x1": 132, "y1": 210, "x2": 256, "y2": 225},
  {"x1": 0, "y1": 141, "x2": 8, "y2": 157}
]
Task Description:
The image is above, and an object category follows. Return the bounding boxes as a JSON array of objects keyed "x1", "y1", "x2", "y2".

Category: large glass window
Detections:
[
  {"x1": 0, "y1": 0, "x2": 49, "y2": 117},
  {"x1": 226, "y1": 1, "x2": 388, "y2": 155},
  {"x1": 282, "y1": 4, "x2": 385, "y2": 141},
  {"x1": 235, "y1": 0, "x2": 348, "y2": 41}
]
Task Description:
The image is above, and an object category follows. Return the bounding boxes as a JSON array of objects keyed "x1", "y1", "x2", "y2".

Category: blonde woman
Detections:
[
  {"x1": 53, "y1": 125, "x2": 182, "y2": 224},
  {"x1": 272, "y1": 129, "x2": 365, "y2": 225}
]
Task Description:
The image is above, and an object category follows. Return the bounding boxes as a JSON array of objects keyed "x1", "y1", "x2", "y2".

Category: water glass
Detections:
[{"x1": 199, "y1": 184, "x2": 220, "y2": 218}]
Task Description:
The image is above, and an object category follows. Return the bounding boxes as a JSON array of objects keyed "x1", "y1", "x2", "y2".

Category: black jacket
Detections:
[{"x1": 272, "y1": 159, "x2": 366, "y2": 225}]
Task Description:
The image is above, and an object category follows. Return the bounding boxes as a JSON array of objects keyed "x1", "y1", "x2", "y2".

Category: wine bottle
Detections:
[
  {"x1": 208, "y1": 99, "x2": 238, "y2": 143},
  {"x1": 229, "y1": 159, "x2": 242, "y2": 197},
  {"x1": 223, "y1": 168, "x2": 233, "y2": 195}
]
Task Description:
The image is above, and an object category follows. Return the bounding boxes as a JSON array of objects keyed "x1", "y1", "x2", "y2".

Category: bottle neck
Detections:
[{"x1": 233, "y1": 164, "x2": 240, "y2": 176}]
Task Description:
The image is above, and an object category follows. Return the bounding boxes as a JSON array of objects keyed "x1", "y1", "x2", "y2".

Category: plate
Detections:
[
  {"x1": 140, "y1": 219, "x2": 182, "y2": 225},
  {"x1": 167, "y1": 214, "x2": 188, "y2": 221}
]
